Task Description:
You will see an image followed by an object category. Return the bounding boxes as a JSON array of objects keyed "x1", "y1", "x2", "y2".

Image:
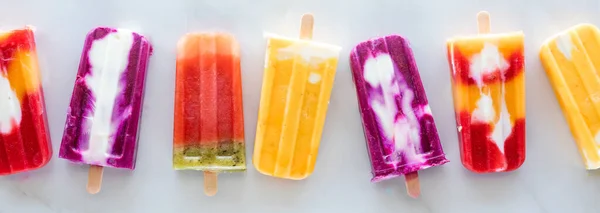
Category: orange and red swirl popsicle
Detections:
[
  {"x1": 0, "y1": 27, "x2": 52, "y2": 175},
  {"x1": 446, "y1": 12, "x2": 525, "y2": 173}
]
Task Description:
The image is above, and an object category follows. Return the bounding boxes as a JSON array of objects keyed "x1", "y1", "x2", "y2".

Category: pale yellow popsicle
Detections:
[
  {"x1": 253, "y1": 35, "x2": 340, "y2": 179},
  {"x1": 540, "y1": 24, "x2": 600, "y2": 169}
]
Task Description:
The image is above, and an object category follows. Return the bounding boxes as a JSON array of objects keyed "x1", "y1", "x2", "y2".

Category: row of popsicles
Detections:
[{"x1": 0, "y1": 12, "x2": 597, "y2": 197}]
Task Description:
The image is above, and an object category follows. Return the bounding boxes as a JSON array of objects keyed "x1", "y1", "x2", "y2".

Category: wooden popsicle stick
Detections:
[
  {"x1": 87, "y1": 165, "x2": 104, "y2": 194},
  {"x1": 204, "y1": 171, "x2": 218, "y2": 196},
  {"x1": 299, "y1": 13, "x2": 314, "y2": 40},
  {"x1": 477, "y1": 11, "x2": 491, "y2": 34},
  {"x1": 404, "y1": 172, "x2": 420, "y2": 198}
]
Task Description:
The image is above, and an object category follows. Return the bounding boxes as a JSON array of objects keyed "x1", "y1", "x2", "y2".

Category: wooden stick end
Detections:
[
  {"x1": 87, "y1": 165, "x2": 104, "y2": 194},
  {"x1": 477, "y1": 11, "x2": 491, "y2": 34},
  {"x1": 204, "y1": 171, "x2": 218, "y2": 196},
  {"x1": 299, "y1": 13, "x2": 314, "y2": 40},
  {"x1": 405, "y1": 172, "x2": 420, "y2": 198}
]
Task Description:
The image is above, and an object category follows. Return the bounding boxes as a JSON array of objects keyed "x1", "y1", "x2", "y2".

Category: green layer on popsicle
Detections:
[{"x1": 173, "y1": 142, "x2": 246, "y2": 171}]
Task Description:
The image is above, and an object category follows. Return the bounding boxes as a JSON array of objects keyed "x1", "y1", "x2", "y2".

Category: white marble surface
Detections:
[{"x1": 1, "y1": 0, "x2": 600, "y2": 212}]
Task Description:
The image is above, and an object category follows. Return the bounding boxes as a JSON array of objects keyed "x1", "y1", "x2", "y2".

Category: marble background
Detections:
[{"x1": 1, "y1": 0, "x2": 599, "y2": 212}]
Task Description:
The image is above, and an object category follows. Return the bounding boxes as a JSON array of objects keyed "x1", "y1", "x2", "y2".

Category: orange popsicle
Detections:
[
  {"x1": 540, "y1": 24, "x2": 600, "y2": 169},
  {"x1": 253, "y1": 15, "x2": 341, "y2": 180}
]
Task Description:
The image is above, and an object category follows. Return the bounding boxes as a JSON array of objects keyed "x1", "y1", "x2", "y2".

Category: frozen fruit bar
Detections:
[
  {"x1": 59, "y1": 27, "x2": 152, "y2": 170},
  {"x1": 350, "y1": 35, "x2": 449, "y2": 182},
  {"x1": 253, "y1": 34, "x2": 340, "y2": 180},
  {"x1": 0, "y1": 26, "x2": 52, "y2": 175},
  {"x1": 446, "y1": 13, "x2": 525, "y2": 173},
  {"x1": 173, "y1": 32, "x2": 246, "y2": 172},
  {"x1": 540, "y1": 24, "x2": 600, "y2": 170}
]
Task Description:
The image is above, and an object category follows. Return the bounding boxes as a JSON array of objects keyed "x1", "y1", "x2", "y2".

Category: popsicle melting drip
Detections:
[
  {"x1": 173, "y1": 33, "x2": 246, "y2": 172},
  {"x1": 350, "y1": 35, "x2": 448, "y2": 182},
  {"x1": 60, "y1": 27, "x2": 152, "y2": 169},
  {"x1": 447, "y1": 32, "x2": 526, "y2": 173},
  {"x1": 0, "y1": 27, "x2": 52, "y2": 175},
  {"x1": 540, "y1": 24, "x2": 600, "y2": 169}
]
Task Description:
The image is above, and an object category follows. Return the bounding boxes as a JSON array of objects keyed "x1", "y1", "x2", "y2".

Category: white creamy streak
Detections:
[
  {"x1": 276, "y1": 42, "x2": 339, "y2": 62},
  {"x1": 469, "y1": 42, "x2": 512, "y2": 153},
  {"x1": 594, "y1": 131, "x2": 600, "y2": 145},
  {"x1": 0, "y1": 74, "x2": 21, "y2": 134},
  {"x1": 471, "y1": 93, "x2": 495, "y2": 123},
  {"x1": 364, "y1": 54, "x2": 395, "y2": 140},
  {"x1": 308, "y1": 73, "x2": 321, "y2": 84},
  {"x1": 82, "y1": 30, "x2": 134, "y2": 163},
  {"x1": 364, "y1": 54, "x2": 424, "y2": 163},
  {"x1": 469, "y1": 43, "x2": 509, "y2": 87},
  {"x1": 491, "y1": 91, "x2": 512, "y2": 153},
  {"x1": 556, "y1": 33, "x2": 574, "y2": 60}
]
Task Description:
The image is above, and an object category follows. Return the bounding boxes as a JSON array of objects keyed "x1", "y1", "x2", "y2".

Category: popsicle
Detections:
[
  {"x1": 253, "y1": 14, "x2": 340, "y2": 180},
  {"x1": 446, "y1": 12, "x2": 526, "y2": 173},
  {"x1": 349, "y1": 35, "x2": 449, "y2": 198},
  {"x1": 0, "y1": 26, "x2": 52, "y2": 175},
  {"x1": 540, "y1": 24, "x2": 600, "y2": 170},
  {"x1": 59, "y1": 27, "x2": 152, "y2": 193},
  {"x1": 173, "y1": 32, "x2": 246, "y2": 196}
]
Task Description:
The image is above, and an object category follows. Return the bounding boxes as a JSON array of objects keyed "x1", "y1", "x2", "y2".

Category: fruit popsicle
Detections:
[
  {"x1": 540, "y1": 24, "x2": 600, "y2": 170},
  {"x1": 349, "y1": 35, "x2": 449, "y2": 197},
  {"x1": 253, "y1": 14, "x2": 340, "y2": 180},
  {"x1": 59, "y1": 27, "x2": 152, "y2": 193},
  {"x1": 173, "y1": 32, "x2": 246, "y2": 196},
  {"x1": 446, "y1": 12, "x2": 525, "y2": 173},
  {"x1": 0, "y1": 27, "x2": 52, "y2": 175}
]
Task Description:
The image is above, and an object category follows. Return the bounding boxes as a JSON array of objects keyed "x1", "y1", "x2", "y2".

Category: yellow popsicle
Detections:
[
  {"x1": 540, "y1": 24, "x2": 600, "y2": 169},
  {"x1": 253, "y1": 35, "x2": 340, "y2": 179}
]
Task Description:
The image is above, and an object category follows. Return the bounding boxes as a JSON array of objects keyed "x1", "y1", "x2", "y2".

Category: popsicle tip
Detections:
[
  {"x1": 404, "y1": 172, "x2": 420, "y2": 198},
  {"x1": 204, "y1": 171, "x2": 218, "y2": 196},
  {"x1": 301, "y1": 13, "x2": 314, "y2": 20},
  {"x1": 87, "y1": 186, "x2": 100, "y2": 194},
  {"x1": 24, "y1": 25, "x2": 36, "y2": 32},
  {"x1": 87, "y1": 165, "x2": 104, "y2": 194},
  {"x1": 477, "y1": 11, "x2": 491, "y2": 34},
  {"x1": 477, "y1": 11, "x2": 490, "y2": 17},
  {"x1": 300, "y1": 13, "x2": 314, "y2": 40}
]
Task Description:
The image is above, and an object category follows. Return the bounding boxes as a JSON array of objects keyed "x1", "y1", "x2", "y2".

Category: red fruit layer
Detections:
[
  {"x1": 449, "y1": 45, "x2": 524, "y2": 85},
  {"x1": 173, "y1": 35, "x2": 244, "y2": 147},
  {"x1": 456, "y1": 111, "x2": 525, "y2": 173},
  {"x1": 0, "y1": 92, "x2": 51, "y2": 175},
  {"x1": 0, "y1": 29, "x2": 34, "y2": 70}
]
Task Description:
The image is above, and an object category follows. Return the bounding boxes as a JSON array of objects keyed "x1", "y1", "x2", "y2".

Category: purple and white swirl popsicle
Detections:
[
  {"x1": 349, "y1": 35, "x2": 448, "y2": 196},
  {"x1": 59, "y1": 27, "x2": 152, "y2": 170}
]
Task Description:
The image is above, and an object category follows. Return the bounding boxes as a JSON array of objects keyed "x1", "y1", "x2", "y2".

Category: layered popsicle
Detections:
[
  {"x1": 253, "y1": 15, "x2": 341, "y2": 180},
  {"x1": 59, "y1": 27, "x2": 152, "y2": 170},
  {"x1": 173, "y1": 32, "x2": 246, "y2": 172},
  {"x1": 446, "y1": 12, "x2": 526, "y2": 173},
  {"x1": 540, "y1": 24, "x2": 600, "y2": 169},
  {"x1": 0, "y1": 27, "x2": 52, "y2": 175},
  {"x1": 349, "y1": 35, "x2": 449, "y2": 184}
]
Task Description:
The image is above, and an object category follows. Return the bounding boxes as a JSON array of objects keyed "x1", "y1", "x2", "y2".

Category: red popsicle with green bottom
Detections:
[{"x1": 173, "y1": 32, "x2": 246, "y2": 196}]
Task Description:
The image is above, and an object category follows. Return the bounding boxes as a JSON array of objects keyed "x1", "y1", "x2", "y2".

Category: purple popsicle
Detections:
[
  {"x1": 59, "y1": 27, "x2": 152, "y2": 171},
  {"x1": 349, "y1": 35, "x2": 448, "y2": 197}
]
